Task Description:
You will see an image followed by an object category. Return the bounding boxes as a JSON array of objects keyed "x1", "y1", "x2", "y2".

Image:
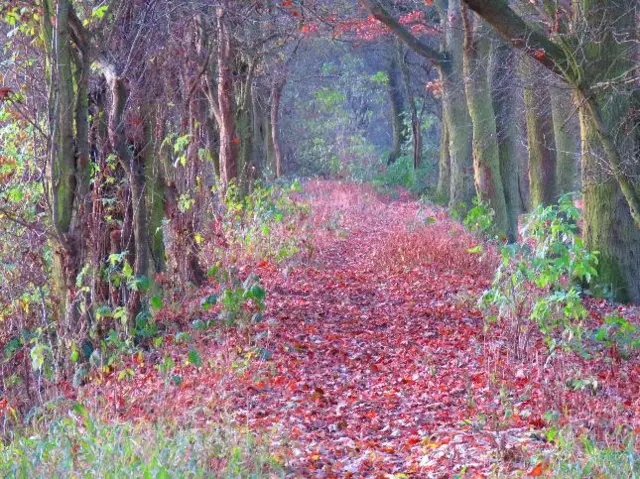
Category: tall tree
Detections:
[
  {"x1": 462, "y1": 0, "x2": 640, "y2": 302},
  {"x1": 461, "y1": 8, "x2": 510, "y2": 237},
  {"x1": 360, "y1": 0, "x2": 474, "y2": 209}
]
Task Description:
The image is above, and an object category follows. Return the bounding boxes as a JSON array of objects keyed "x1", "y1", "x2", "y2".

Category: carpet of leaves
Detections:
[{"x1": 80, "y1": 181, "x2": 640, "y2": 478}]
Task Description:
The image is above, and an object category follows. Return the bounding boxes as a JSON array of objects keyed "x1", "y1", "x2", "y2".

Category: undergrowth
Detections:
[
  {"x1": 371, "y1": 156, "x2": 432, "y2": 197},
  {"x1": 539, "y1": 427, "x2": 639, "y2": 478},
  {"x1": 479, "y1": 196, "x2": 599, "y2": 359},
  {"x1": 0, "y1": 403, "x2": 284, "y2": 478},
  {"x1": 217, "y1": 180, "x2": 311, "y2": 263}
]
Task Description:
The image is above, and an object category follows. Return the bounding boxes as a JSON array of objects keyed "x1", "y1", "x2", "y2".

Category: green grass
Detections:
[
  {"x1": 0, "y1": 404, "x2": 284, "y2": 478},
  {"x1": 543, "y1": 427, "x2": 640, "y2": 478}
]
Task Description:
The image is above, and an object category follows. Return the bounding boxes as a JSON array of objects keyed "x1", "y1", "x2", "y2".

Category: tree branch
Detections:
[
  {"x1": 460, "y1": 0, "x2": 574, "y2": 81},
  {"x1": 358, "y1": 0, "x2": 447, "y2": 67}
]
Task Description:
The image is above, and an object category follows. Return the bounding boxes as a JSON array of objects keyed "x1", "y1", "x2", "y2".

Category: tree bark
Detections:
[
  {"x1": 521, "y1": 59, "x2": 557, "y2": 207},
  {"x1": 462, "y1": 9, "x2": 509, "y2": 236},
  {"x1": 551, "y1": 87, "x2": 578, "y2": 195},
  {"x1": 271, "y1": 82, "x2": 285, "y2": 178},
  {"x1": 436, "y1": 119, "x2": 450, "y2": 202},
  {"x1": 387, "y1": 53, "x2": 404, "y2": 165},
  {"x1": 217, "y1": 3, "x2": 238, "y2": 189},
  {"x1": 491, "y1": 41, "x2": 521, "y2": 242}
]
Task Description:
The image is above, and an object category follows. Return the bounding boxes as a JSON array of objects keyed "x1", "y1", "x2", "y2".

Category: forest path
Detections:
[
  {"x1": 82, "y1": 181, "x2": 547, "y2": 477},
  {"x1": 246, "y1": 182, "x2": 507, "y2": 476}
]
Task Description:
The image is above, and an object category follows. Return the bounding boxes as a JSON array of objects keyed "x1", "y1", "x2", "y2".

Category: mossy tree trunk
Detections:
[
  {"x1": 551, "y1": 88, "x2": 579, "y2": 195},
  {"x1": 436, "y1": 119, "x2": 450, "y2": 202},
  {"x1": 578, "y1": 0, "x2": 640, "y2": 302},
  {"x1": 491, "y1": 42, "x2": 521, "y2": 242},
  {"x1": 442, "y1": 0, "x2": 474, "y2": 210},
  {"x1": 42, "y1": 0, "x2": 91, "y2": 360},
  {"x1": 462, "y1": 9, "x2": 509, "y2": 236},
  {"x1": 521, "y1": 59, "x2": 557, "y2": 207}
]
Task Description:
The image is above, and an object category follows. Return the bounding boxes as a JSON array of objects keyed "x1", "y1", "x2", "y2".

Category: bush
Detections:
[
  {"x1": 481, "y1": 195, "x2": 599, "y2": 359},
  {"x1": 0, "y1": 404, "x2": 284, "y2": 478},
  {"x1": 220, "y1": 180, "x2": 310, "y2": 263},
  {"x1": 372, "y1": 156, "x2": 431, "y2": 195}
]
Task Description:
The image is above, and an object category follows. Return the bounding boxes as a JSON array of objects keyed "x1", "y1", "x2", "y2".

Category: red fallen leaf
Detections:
[
  {"x1": 364, "y1": 410, "x2": 376, "y2": 419},
  {"x1": 528, "y1": 461, "x2": 546, "y2": 476},
  {"x1": 534, "y1": 49, "x2": 546, "y2": 61},
  {"x1": 406, "y1": 437, "x2": 421, "y2": 446},
  {"x1": 0, "y1": 87, "x2": 12, "y2": 100},
  {"x1": 232, "y1": 136, "x2": 240, "y2": 144}
]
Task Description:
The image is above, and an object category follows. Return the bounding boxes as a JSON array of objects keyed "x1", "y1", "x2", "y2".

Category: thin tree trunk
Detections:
[
  {"x1": 387, "y1": 53, "x2": 404, "y2": 165},
  {"x1": 397, "y1": 42, "x2": 421, "y2": 169},
  {"x1": 271, "y1": 82, "x2": 285, "y2": 178}
]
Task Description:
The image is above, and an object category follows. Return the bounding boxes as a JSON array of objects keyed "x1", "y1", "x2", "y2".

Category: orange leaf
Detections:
[
  {"x1": 533, "y1": 49, "x2": 546, "y2": 61},
  {"x1": 528, "y1": 461, "x2": 546, "y2": 476}
]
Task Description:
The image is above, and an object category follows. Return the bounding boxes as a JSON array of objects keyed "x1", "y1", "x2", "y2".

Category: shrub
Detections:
[
  {"x1": 219, "y1": 180, "x2": 310, "y2": 263},
  {"x1": 481, "y1": 196, "x2": 599, "y2": 359},
  {"x1": 372, "y1": 156, "x2": 431, "y2": 195}
]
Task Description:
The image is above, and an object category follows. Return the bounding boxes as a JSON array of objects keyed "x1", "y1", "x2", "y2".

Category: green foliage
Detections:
[
  {"x1": 542, "y1": 427, "x2": 639, "y2": 478},
  {"x1": 372, "y1": 156, "x2": 431, "y2": 195},
  {"x1": 201, "y1": 267, "x2": 266, "y2": 328},
  {"x1": 482, "y1": 196, "x2": 599, "y2": 359},
  {"x1": 221, "y1": 181, "x2": 309, "y2": 263},
  {"x1": 0, "y1": 406, "x2": 284, "y2": 478},
  {"x1": 592, "y1": 314, "x2": 640, "y2": 360},
  {"x1": 464, "y1": 197, "x2": 496, "y2": 238},
  {"x1": 314, "y1": 87, "x2": 346, "y2": 113}
]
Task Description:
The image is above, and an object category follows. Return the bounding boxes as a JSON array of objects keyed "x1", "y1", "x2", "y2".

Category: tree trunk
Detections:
[
  {"x1": 217, "y1": 3, "x2": 238, "y2": 189},
  {"x1": 551, "y1": 88, "x2": 578, "y2": 195},
  {"x1": 578, "y1": 0, "x2": 640, "y2": 302},
  {"x1": 146, "y1": 113, "x2": 166, "y2": 275},
  {"x1": 436, "y1": 119, "x2": 450, "y2": 202},
  {"x1": 442, "y1": 0, "x2": 474, "y2": 210},
  {"x1": 44, "y1": 0, "x2": 90, "y2": 362},
  {"x1": 462, "y1": 9, "x2": 509, "y2": 236},
  {"x1": 491, "y1": 42, "x2": 521, "y2": 242},
  {"x1": 387, "y1": 53, "x2": 404, "y2": 165},
  {"x1": 271, "y1": 82, "x2": 285, "y2": 178},
  {"x1": 521, "y1": 59, "x2": 557, "y2": 207},
  {"x1": 397, "y1": 42, "x2": 421, "y2": 169}
]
